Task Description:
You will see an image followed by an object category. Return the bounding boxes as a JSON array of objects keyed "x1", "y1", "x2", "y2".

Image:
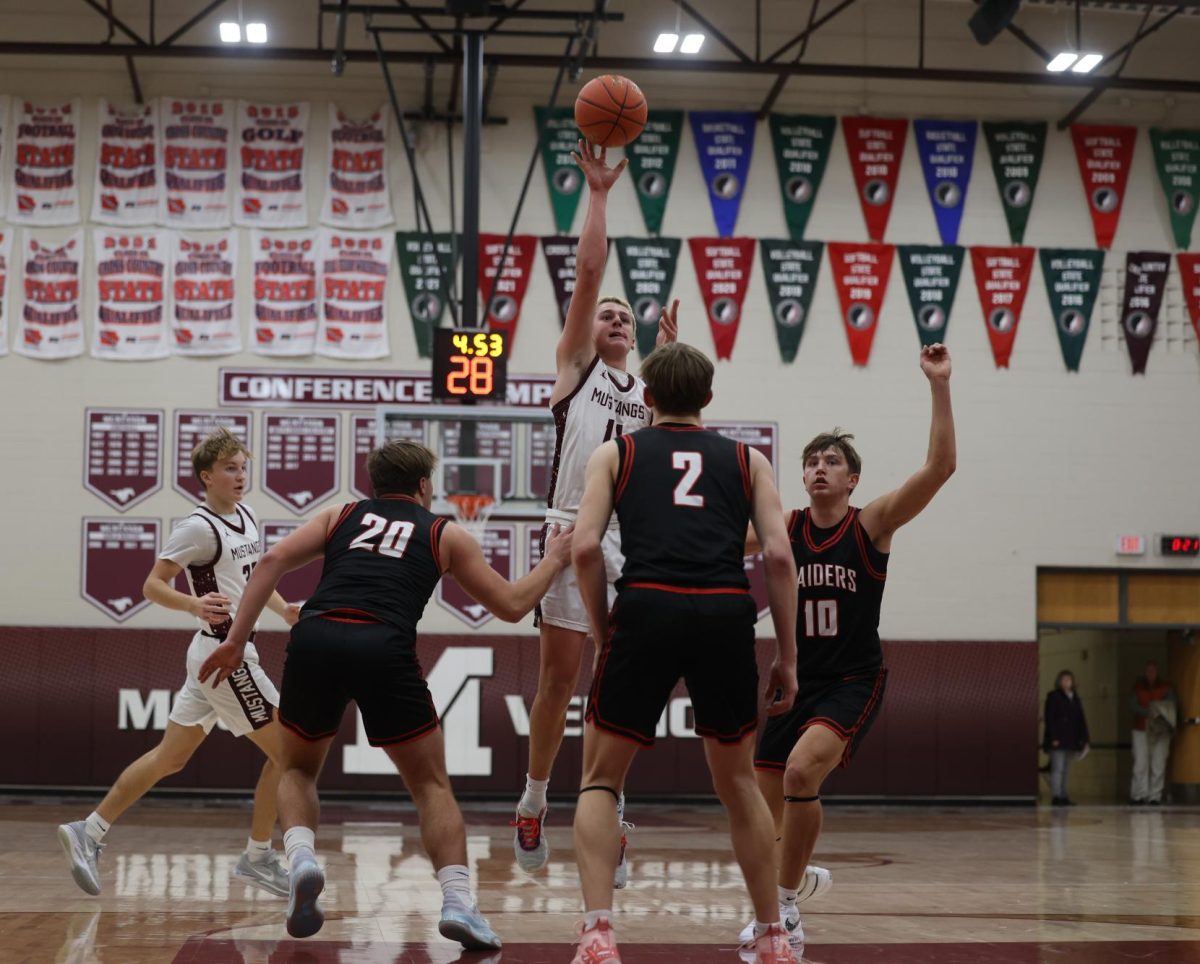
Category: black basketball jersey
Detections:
[
  {"x1": 789, "y1": 507, "x2": 888, "y2": 682},
  {"x1": 613, "y1": 423, "x2": 752, "y2": 592},
  {"x1": 302, "y1": 495, "x2": 447, "y2": 638}
]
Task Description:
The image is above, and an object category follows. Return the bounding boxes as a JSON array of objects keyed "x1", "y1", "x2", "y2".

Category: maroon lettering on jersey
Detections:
[
  {"x1": 84, "y1": 408, "x2": 164, "y2": 511},
  {"x1": 81, "y1": 517, "x2": 158, "y2": 622}
]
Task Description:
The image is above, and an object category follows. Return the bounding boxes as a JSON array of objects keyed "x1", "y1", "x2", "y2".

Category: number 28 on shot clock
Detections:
[{"x1": 431, "y1": 328, "x2": 508, "y2": 402}]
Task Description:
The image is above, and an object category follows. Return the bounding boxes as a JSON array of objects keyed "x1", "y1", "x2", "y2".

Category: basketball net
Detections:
[{"x1": 446, "y1": 493, "x2": 496, "y2": 546}]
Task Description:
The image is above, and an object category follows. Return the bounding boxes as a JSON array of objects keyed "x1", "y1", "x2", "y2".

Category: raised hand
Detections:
[
  {"x1": 920, "y1": 343, "x2": 951, "y2": 382},
  {"x1": 571, "y1": 139, "x2": 628, "y2": 194},
  {"x1": 655, "y1": 298, "x2": 680, "y2": 348}
]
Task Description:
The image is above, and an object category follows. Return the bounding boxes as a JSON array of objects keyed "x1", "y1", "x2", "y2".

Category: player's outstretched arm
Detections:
[
  {"x1": 859, "y1": 344, "x2": 956, "y2": 551},
  {"x1": 143, "y1": 559, "x2": 230, "y2": 627},
  {"x1": 572, "y1": 442, "x2": 620, "y2": 642},
  {"x1": 443, "y1": 522, "x2": 574, "y2": 622}
]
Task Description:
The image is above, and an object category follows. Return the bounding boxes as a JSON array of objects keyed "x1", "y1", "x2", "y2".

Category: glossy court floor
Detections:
[{"x1": 7, "y1": 798, "x2": 1200, "y2": 963}]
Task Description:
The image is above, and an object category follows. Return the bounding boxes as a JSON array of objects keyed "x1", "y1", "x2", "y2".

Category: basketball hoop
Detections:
[{"x1": 446, "y1": 493, "x2": 497, "y2": 545}]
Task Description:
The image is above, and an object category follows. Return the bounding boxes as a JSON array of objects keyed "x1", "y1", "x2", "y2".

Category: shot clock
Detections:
[{"x1": 431, "y1": 327, "x2": 508, "y2": 402}]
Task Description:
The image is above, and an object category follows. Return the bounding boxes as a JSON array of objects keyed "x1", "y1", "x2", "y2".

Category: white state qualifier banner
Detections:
[
  {"x1": 171, "y1": 231, "x2": 241, "y2": 356},
  {"x1": 9, "y1": 99, "x2": 81, "y2": 226},
  {"x1": 251, "y1": 229, "x2": 319, "y2": 356},
  {"x1": 15, "y1": 231, "x2": 84, "y2": 359},
  {"x1": 235, "y1": 101, "x2": 309, "y2": 228},
  {"x1": 91, "y1": 99, "x2": 159, "y2": 226},
  {"x1": 319, "y1": 104, "x2": 394, "y2": 229},
  {"x1": 158, "y1": 97, "x2": 232, "y2": 228},
  {"x1": 0, "y1": 95, "x2": 10, "y2": 218},
  {"x1": 316, "y1": 229, "x2": 393, "y2": 359},
  {"x1": 91, "y1": 228, "x2": 170, "y2": 361},
  {"x1": 0, "y1": 228, "x2": 13, "y2": 355}
]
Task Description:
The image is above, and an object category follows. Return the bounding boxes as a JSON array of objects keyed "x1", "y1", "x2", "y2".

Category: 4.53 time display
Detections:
[{"x1": 431, "y1": 328, "x2": 508, "y2": 401}]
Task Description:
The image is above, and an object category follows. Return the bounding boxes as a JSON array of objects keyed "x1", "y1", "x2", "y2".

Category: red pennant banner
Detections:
[
  {"x1": 827, "y1": 242, "x2": 895, "y2": 366},
  {"x1": 841, "y1": 117, "x2": 908, "y2": 242},
  {"x1": 688, "y1": 237, "x2": 756, "y2": 360},
  {"x1": 1070, "y1": 125, "x2": 1137, "y2": 250},
  {"x1": 1178, "y1": 253, "x2": 1200, "y2": 343},
  {"x1": 969, "y1": 246, "x2": 1035, "y2": 369},
  {"x1": 479, "y1": 233, "x2": 537, "y2": 348}
]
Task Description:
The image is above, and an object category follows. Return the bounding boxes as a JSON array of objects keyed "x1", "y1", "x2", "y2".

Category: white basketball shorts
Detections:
[{"x1": 169, "y1": 632, "x2": 280, "y2": 737}]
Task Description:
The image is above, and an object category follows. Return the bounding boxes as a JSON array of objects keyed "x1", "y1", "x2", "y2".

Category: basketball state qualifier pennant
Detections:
[
  {"x1": 541, "y1": 235, "x2": 582, "y2": 327},
  {"x1": 437, "y1": 525, "x2": 516, "y2": 629},
  {"x1": 625, "y1": 110, "x2": 683, "y2": 235},
  {"x1": 0, "y1": 229, "x2": 15, "y2": 357},
  {"x1": 688, "y1": 237, "x2": 756, "y2": 360},
  {"x1": 826, "y1": 242, "x2": 895, "y2": 366},
  {"x1": 478, "y1": 233, "x2": 537, "y2": 348},
  {"x1": 350, "y1": 411, "x2": 426, "y2": 499},
  {"x1": 262, "y1": 413, "x2": 341, "y2": 514},
  {"x1": 913, "y1": 119, "x2": 977, "y2": 246},
  {"x1": 235, "y1": 101, "x2": 309, "y2": 229},
  {"x1": 396, "y1": 232, "x2": 459, "y2": 358},
  {"x1": 320, "y1": 104, "x2": 394, "y2": 229},
  {"x1": 171, "y1": 231, "x2": 241, "y2": 356},
  {"x1": 91, "y1": 99, "x2": 159, "y2": 226},
  {"x1": 768, "y1": 114, "x2": 835, "y2": 241},
  {"x1": 1070, "y1": 124, "x2": 1137, "y2": 250},
  {"x1": 84, "y1": 408, "x2": 164, "y2": 511},
  {"x1": 689, "y1": 111, "x2": 757, "y2": 238},
  {"x1": 615, "y1": 236, "x2": 682, "y2": 358},
  {"x1": 81, "y1": 518, "x2": 159, "y2": 622},
  {"x1": 1120, "y1": 251, "x2": 1171, "y2": 375},
  {"x1": 981, "y1": 121, "x2": 1046, "y2": 246},
  {"x1": 969, "y1": 245, "x2": 1036, "y2": 369},
  {"x1": 251, "y1": 230, "x2": 319, "y2": 357},
  {"x1": 1149, "y1": 129, "x2": 1200, "y2": 250},
  {"x1": 535, "y1": 106, "x2": 583, "y2": 235},
  {"x1": 759, "y1": 239, "x2": 823, "y2": 364},
  {"x1": 1177, "y1": 253, "x2": 1200, "y2": 343},
  {"x1": 1038, "y1": 249, "x2": 1104, "y2": 373},
  {"x1": 91, "y1": 229, "x2": 170, "y2": 361},
  {"x1": 317, "y1": 229, "x2": 394, "y2": 360},
  {"x1": 14, "y1": 231, "x2": 84, "y2": 360},
  {"x1": 841, "y1": 117, "x2": 908, "y2": 242},
  {"x1": 897, "y1": 245, "x2": 964, "y2": 348},
  {"x1": 173, "y1": 409, "x2": 252, "y2": 501},
  {"x1": 158, "y1": 97, "x2": 232, "y2": 228},
  {"x1": 10, "y1": 99, "x2": 80, "y2": 225}
]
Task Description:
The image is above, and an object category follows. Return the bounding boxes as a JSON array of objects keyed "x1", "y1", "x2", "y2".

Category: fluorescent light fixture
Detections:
[
  {"x1": 1046, "y1": 51, "x2": 1078, "y2": 72},
  {"x1": 219, "y1": 21, "x2": 242, "y2": 43},
  {"x1": 654, "y1": 32, "x2": 679, "y2": 53},
  {"x1": 1071, "y1": 52, "x2": 1103, "y2": 73},
  {"x1": 680, "y1": 33, "x2": 705, "y2": 54},
  {"x1": 246, "y1": 22, "x2": 268, "y2": 43}
]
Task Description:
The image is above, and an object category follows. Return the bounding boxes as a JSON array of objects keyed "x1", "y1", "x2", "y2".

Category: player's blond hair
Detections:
[
  {"x1": 367, "y1": 440, "x2": 438, "y2": 497},
  {"x1": 640, "y1": 342, "x2": 713, "y2": 416},
  {"x1": 192, "y1": 427, "x2": 252, "y2": 489},
  {"x1": 802, "y1": 429, "x2": 862, "y2": 475},
  {"x1": 597, "y1": 294, "x2": 633, "y2": 317}
]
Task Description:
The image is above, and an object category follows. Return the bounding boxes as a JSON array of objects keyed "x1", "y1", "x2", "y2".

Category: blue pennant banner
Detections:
[
  {"x1": 689, "y1": 111, "x2": 757, "y2": 238},
  {"x1": 914, "y1": 119, "x2": 977, "y2": 245}
]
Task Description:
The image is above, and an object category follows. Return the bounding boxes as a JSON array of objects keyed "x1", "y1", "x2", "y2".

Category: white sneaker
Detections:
[
  {"x1": 57, "y1": 821, "x2": 103, "y2": 896},
  {"x1": 233, "y1": 849, "x2": 290, "y2": 898},
  {"x1": 613, "y1": 819, "x2": 634, "y2": 889},
  {"x1": 796, "y1": 864, "x2": 832, "y2": 902},
  {"x1": 738, "y1": 900, "x2": 804, "y2": 950},
  {"x1": 439, "y1": 892, "x2": 502, "y2": 950},
  {"x1": 285, "y1": 855, "x2": 325, "y2": 939},
  {"x1": 511, "y1": 806, "x2": 549, "y2": 873}
]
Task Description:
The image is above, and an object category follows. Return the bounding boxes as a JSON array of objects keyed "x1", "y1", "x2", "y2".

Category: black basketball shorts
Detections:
[
  {"x1": 279, "y1": 616, "x2": 439, "y2": 746},
  {"x1": 755, "y1": 668, "x2": 888, "y2": 771},
  {"x1": 585, "y1": 586, "x2": 760, "y2": 747}
]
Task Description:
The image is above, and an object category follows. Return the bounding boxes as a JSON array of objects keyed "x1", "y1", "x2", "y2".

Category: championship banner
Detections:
[
  {"x1": 173, "y1": 410, "x2": 252, "y2": 501},
  {"x1": 913, "y1": 119, "x2": 977, "y2": 246},
  {"x1": 1177, "y1": 253, "x2": 1200, "y2": 343},
  {"x1": 396, "y1": 231, "x2": 458, "y2": 358},
  {"x1": 535, "y1": 106, "x2": 583, "y2": 234},
  {"x1": 687, "y1": 236, "x2": 756, "y2": 360},
  {"x1": 251, "y1": 230, "x2": 319, "y2": 356},
  {"x1": 541, "y1": 235, "x2": 581, "y2": 326},
  {"x1": 350, "y1": 411, "x2": 425, "y2": 499},
  {"x1": 262, "y1": 521, "x2": 323, "y2": 603},
  {"x1": 1038, "y1": 248, "x2": 1104, "y2": 372},
  {"x1": 478, "y1": 233, "x2": 537, "y2": 347},
  {"x1": 759, "y1": 239, "x2": 823, "y2": 363},
  {"x1": 438, "y1": 526, "x2": 516, "y2": 628},
  {"x1": 827, "y1": 242, "x2": 895, "y2": 366},
  {"x1": 85, "y1": 409, "x2": 164, "y2": 511},
  {"x1": 10, "y1": 99, "x2": 81, "y2": 225},
  {"x1": 171, "y1": 232, "x2": 239, "y2": 356},
  {"x1": 0, "y1": 229, "x2": 13, "y2": 356},
  {"x1": 317, "y1": 229, "x2": 394, "y2": 359},
  {"x1": 615, "y1": 236, "x2": 682, "y2": 358},
  {"x1": 981, "y1": 121, "x2": 1046, "y2": 246},
  {"x1": 689, "y1": 111, "x2": 757, "y2": 238},
  {"x1": 1149, "y1": 129, "x2": 1200, "y2": 250},
  {"x1": 1120, "y1": 251, "x2": 1170, "y2": 375},
  {"x1": 625, "y1": 110, "x2": 683, "y2": 235},
  {"x1": 92, "y1": 229, "x2": 169, "y2": 361},
  {"x1": 81, "y1": 519, "x2": 159, "y2": 622},
  {"x1": 159, "y1": 97, "x2": 232, "y2": 228},
  {"x1": 235, "y1": 101, "x2": 309, "y2": 228},
  {"x1": 1070, "y1": 124, "x2": 1137, "y2": 250},
  {"x1": 262, "y1": 413, "x2": 342, "y2": 514},
  {"x1": 0, "y1": 95, "x2": 9, "y2": 216},
  {"x1": 91, "y1": 99, "x2": 159, "y2": 226},
  {"x1": 897, "y1": 244, "x2": 964, "y2": 347},
  {"x1": 320, "y1": 105, "x2": 393, "y2": 229},
  {"x1": 768, "y1": 114, "x2": 835, "y2": 241},
  {"x1": 969, "y1": 245, "x2": 1036, "y2": 369},
  {"x1": 841, "y1": 117, "x2": 907, "y2": 242},
  {"x1": 15, "y1": 231, "x2": 83, "y2": 359}
]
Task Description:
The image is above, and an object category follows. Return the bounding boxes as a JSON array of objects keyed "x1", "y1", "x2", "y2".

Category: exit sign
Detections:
[{"x1": 1116, "y1": 535, "x2": 1146, "y2": 556}]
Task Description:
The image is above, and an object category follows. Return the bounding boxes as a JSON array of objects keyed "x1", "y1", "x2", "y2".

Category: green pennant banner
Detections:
[
  {"x1": 535, "y1": 106, "x2": 584, "y2": 234},
  {"x1": 614, "y1": 236, "x2": 682, "y2": 358},
  {"x1": 1149, "y1": 128, "x2": 1200, "y2": 250},
  {"x1": 625, "y1": 110, "x2": 684, "y2": 235},
  {"x1": 768, "y1": 114, "x2": 835, "y2": 240},
  {"x1": 897, "y1": 245, "x2": 964, "y2": 347},
  {"x1": 1038, "y1": 248, "x2": 1104, "y2": 373},
  {"x1": 395, "y1": 231, "x2": 459, "y2": 358},
  {"x1": 759, "y1": 239, "x2": 823, "y2": 363},
  {"x1": 982, "y1": 121, "x2": 1046, "y2": 245}
]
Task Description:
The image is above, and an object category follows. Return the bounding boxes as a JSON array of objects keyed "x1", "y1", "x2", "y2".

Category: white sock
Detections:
[
  {"x1": 246, "y1": 837, "x2": 272, "y2": 862},
  {"x1": 84, "y1": 812, "x2": 110, "y2": 844},
  {"x1": 519, "y1": 775, "x2": 549, "y2": 816},
  {"x1": 436, "y1": 864, "x2": 472, "y2": 903},
  {"x1": 753, "y1": 921, "x2": 773, "y2": 938},
  {"x1": 584, "y1": 909, "x2": 612, "y2": 931},
  {"x1": 778, "y1": 884, "x2": 798, "y2": 905},
  {"x1": 283, "y1": 826, "x2": 316, "y2": 866}
]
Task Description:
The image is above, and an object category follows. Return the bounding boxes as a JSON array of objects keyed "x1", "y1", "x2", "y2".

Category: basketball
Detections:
[{"x1": 574, "y1": 74, "x2": 648, "y2": 148}]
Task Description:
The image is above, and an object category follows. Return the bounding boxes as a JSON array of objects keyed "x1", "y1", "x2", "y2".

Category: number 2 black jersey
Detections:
[
  {"x1": 613, "y1": 424, "x2": 752, "y2": 592},
  {"x1": 789, "y1": 507, "x2": 888, "y2": 682},
  {"x1": 302, "y1": 495, "x2": 447, "y2": 639}
]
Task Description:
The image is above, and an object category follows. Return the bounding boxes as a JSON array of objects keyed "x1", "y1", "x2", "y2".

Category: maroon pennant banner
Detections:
[
  {"x1": 688, "y1": 236, "x2": 757, "y2": 360},
  {"x1": 1070, "y1": 125, "x2": 1137, "y2": 250},
  {"x1": 841, "y1": 117, "x2": 908, "y2": 242},
  {"x1": 479, "y1": 234, "x2": 537, "y2": 348},
  {"x1": 826, "y1": 242, "x2": 895, "y2": 366},
  {"x1": 262, "y1": 413, "x2": 342, "y2": 514},
  {"x1": 1121, "y1": 251, "x2": 1170, "y2": 375},
  {"x1": 81, "y1": 518, "x2": 158, "y2": 622},
  {"x1": 1177, "y1": 253, "x2": 1200, "y2": 344},
  {"x1": 969, "y1": 246, "x2": 1036, "y2": 369},
  {"x1": 540, "y1": 235, "x2": 580, "y2": 327},
  {"x1": 173, "y1": 409, "x2": 252, "y2": 502},
  {"x1": 437, "y1": 525, "x2": 515, "y2": 627},
  {"x1": 84, "y1": 408, "x2": 163, "y2": 511}
]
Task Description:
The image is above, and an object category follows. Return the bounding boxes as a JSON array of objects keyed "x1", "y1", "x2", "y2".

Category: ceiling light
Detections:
[
  {"x1": 245, "y1": 22, "x2": 268, "y2": 43},
  {"x1": 654, "y1": 32, "x2": 679, "y2": 54},
  {"x1": 1046, "y1": 52, "x2": 1078, "y2": 72},
  {"x1": 680, "y1": 33, "x2": 705, "y2": 54},
  {"x1": 1071, "y1": 53, "x2": 1103, "y2": 73},
  {"x1": 219, "y1": 21, "x2": 242, "y2": 43}
]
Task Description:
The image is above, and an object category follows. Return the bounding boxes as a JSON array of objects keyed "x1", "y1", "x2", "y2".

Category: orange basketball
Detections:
[{"x1": 574, "y1": 75, "x2": 648, "y2": 148}]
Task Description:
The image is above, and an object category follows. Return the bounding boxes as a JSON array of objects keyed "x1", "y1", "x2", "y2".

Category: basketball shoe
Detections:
[
  {"x1": 512, "y1": 806, "x2": 549, "y2": 872},
  {"x1": 571, "y1": 917, "x2": 621, "y2": 963},
  {"x1": 737, "y1": 865, "x2": 829, "y2": 946},
  {"x1": 613, "y1": 793, "x2": 633, "y2": 889},
  {"x1": 233, "y1": 849, "x2": 290, "y2": 898},
  {"x1": 57, "y1": 821, "x2": 104, "y2": 896},
  {"x1": 743, "y1": 922, "x2": 798, "y2": 964},
  {"x1": 285, "y1": 854, "x2": 326, "y2": 939},
  {"x1": 438, "y1": 892, "x2": 502, "y2": 950}
]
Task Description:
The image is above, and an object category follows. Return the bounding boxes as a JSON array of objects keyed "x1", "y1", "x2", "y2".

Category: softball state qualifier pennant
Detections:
[
  {"x1": 969, "y1": 245, "x2": 1035, "y2": 369},
  {"x1": 1070, "y1": 124, "x2": 1137, "y2": 250},
  {"x1": 1177, "y1": 252, "x2": 1200, "y2": 343},
  {"x1": 479, "y1": 233, "x2": 537, "y2": 348},
  {"x1": 688, "y1": 236, "x2": 756, "y2": 360},
  {"x1": 841, "y1": 117, "x2": 908, "y2": 242},
  {"x1": 827, "y1": 241, "x2": 895, "y2": 366}
]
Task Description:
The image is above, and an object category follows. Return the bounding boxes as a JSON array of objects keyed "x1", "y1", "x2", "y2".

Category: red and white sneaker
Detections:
[
  {"x1": 571, "y1": 918, "x2": 622, "y2": 964},
  {"x1": 751, "y1": 922, "x2": 797, "y2": 964},
  {"x1": 511, "y1": 807, "x2": 549, "y2": 872}
]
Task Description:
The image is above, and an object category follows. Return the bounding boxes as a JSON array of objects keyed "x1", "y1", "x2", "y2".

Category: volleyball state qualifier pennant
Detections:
[
  {"x1": 689, "y1": 112, "x2": 757, "y2": 237},
  {"x1": 688, "y1": 237, "x2": 756, "y2": 360},
  {"x1": 768, "y1": 114, "x2": 835, "y2": 241},
  {"x1": 897, "y1": 245, "x2": 964, "y2": 347},
  {"x1": 913, "y1": 120, "x2": 976, "y2": 246},
  {"x1": 1149, "y1": 129, "x2": 1200, "y2": 250},
  {"x1": 841, "y1": 117, "x2": 907, "y2": 242},
  {"x1": 1070, "y1": 124, "x2": 1137, "y2": 250},
  {"x1": 759, "y1": 239, "x2": 823, "y2": 363},
  {"x1": 625, "y1": 110, "x2": 683, "y2": 235},
  {"x1": 827, "y1": 242, "x2": 895, "y2": 366},
  {"x1": 1038, "y1": 248, "x2": 1104, "y2": 372},
  {"x1": 981, "y1": 121, "x2": 1046, "y2": 245},
  {"x1": 969, "y1": 246, "x2": 1035, "y2": 369},
  {"x1": 396, "y1": 232, "x2": 458, "y2": 358},
  {"x1": 1177, "y1": 253, "x2": 1200, "y2": 342},
  {"x1": 535, "y1": 106, "x2": 584, "y2": 234},
  {"x1": 615, "y1": 236, "x2": 681, "y2": 358},
  {"x1": 478, "y1": 233, "x2": 537, "y2": 347},
  {"x1": 1120, "y1": 251, "x2": 1170, "y2": 375}
]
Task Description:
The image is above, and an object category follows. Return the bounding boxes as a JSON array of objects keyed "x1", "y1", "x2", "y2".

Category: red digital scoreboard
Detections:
[
  {"x1": 1161, "y1": 535, "x2": 1200, "y2": 557},
  {"x1": 432, "y1": 328, "x2": 509, "y2": 402}
]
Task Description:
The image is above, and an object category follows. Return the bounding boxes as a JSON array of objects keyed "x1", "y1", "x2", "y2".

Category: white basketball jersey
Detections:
[
  {"x1": 547, "y1": 355, "x2": 650, "y2": 514},
  {"x1": 183, "y1": 504, "x2": 262, "y2": 638}
]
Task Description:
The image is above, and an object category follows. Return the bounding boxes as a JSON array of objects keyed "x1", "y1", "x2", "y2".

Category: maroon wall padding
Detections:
[{"x1": 0, "y1": 627, "x2": 1037, "y2": 798}]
